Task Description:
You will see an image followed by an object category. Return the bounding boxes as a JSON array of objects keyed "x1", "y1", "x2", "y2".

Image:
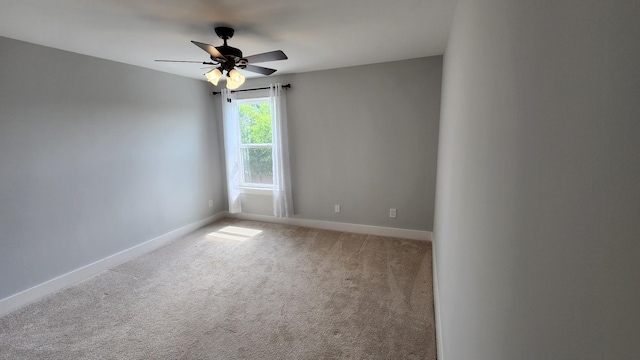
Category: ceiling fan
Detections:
[{"x1": 156, "y1": 26, "x2": 288, "y2": 89}]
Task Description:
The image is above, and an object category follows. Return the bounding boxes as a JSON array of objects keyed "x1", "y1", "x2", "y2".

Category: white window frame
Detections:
[{"x1": 236, "y1": 97, "x2": 274, "y2": 192}]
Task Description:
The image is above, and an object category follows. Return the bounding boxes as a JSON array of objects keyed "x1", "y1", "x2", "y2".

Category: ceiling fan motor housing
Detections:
[{"x1": 215, "y1": 46, "x2": 243, "y2": 71}]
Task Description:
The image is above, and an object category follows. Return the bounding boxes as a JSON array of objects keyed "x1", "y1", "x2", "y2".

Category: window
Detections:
[
  {"x1": 221, "y1": 84, "x2": 292, "y2": 216},
  {"x1": 237, "y1": 98, "x2": 273, "y2": 188}
]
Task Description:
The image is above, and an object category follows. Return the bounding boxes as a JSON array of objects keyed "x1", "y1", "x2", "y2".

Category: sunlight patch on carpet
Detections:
[{"x1": 207, "y1": 226, "x2": 262, "y2": 241}]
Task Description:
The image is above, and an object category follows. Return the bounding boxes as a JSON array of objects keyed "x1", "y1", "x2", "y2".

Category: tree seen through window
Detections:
[{"x1": 238, "y1": 100, "x2": 273, "y2": 186}]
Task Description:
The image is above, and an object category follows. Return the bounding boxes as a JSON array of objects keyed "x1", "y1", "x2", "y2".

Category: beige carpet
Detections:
[{"x1": 0, "y1": 218, "x2": 436, "y2": 359}]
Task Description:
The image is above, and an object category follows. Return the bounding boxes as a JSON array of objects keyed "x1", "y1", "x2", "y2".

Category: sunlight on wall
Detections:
[{"x1": 207, "y1": 226, "x2": 263, "y2": 241}]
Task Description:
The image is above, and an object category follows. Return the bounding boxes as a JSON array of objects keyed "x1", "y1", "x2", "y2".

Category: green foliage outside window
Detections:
[
  {"x1": 239, "y1": 102, "x2": 273, "y2": 184},
  {"x1": 240, "y1": 102, "x2": 272, "y2": 144}
]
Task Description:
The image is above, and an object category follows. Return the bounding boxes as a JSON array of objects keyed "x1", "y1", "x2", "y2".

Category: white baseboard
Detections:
[
  {"x1": 226, "y1": 212, "x2": 432, "y2": 241},
  {"x1": 432, "y1": 239, "x2": 444, "y2": 360},
  {"x1": 0, "y1": 212, "x2": 226, "y2": 317}
]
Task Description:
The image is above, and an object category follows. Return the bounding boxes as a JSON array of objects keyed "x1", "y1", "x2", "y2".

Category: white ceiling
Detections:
[{"x1": 0, "y1": 0, "x2": 456, "y2": 80}]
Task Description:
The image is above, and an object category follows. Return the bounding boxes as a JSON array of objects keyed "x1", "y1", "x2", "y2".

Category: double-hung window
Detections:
[
  {"x1": 221, "y1": 83, "x2": 291, "y2": 216},
  {"x1": 237, "y1": 98, "x2": 274, "y2": 189}
]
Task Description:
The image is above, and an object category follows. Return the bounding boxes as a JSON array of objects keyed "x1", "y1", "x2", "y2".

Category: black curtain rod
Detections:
[{"x1": 212, "y1": 84, "x2": 291, "y2": 96}]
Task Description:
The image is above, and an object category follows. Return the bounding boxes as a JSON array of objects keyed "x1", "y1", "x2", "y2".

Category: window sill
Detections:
[{"x1": 239, "y1": 187, "x2": 273, "y2": 196}]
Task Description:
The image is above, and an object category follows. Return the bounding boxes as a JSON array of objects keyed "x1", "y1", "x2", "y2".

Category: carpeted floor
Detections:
[{"x1": 0, "y1": 218, "x2": 436, "y2": 359}]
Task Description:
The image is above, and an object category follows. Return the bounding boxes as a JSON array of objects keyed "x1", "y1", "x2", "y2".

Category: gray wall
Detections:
[
  {"x1": 434, "y1": 1, "x2": 640, "y2": 359},
  {"x1": 0, "y1": 37, "x2": 226, "y2": 300},
  {"x1": 215, "y1": 57, "x2": 442, "y2": 230}
]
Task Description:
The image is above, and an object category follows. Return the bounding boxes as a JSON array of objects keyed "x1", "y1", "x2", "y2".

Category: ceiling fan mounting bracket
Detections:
[{"x1": 215, "y1": 27, "x2": 235, "y2": 41}]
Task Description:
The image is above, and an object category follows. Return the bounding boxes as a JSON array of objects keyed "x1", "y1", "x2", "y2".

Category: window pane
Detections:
[
  {"x1": 241, "y1": 147, "x2": 273, "y2": 185},
  {"x1": 239, "y1": 102, "x2": 272, "y2": 144}
]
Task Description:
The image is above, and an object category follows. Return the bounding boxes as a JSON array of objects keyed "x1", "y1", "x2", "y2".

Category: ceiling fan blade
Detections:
[
  {"x1": 243, "y1": 50, "x2": 288, "y2": 64},
  {"x1": 242, "y1": 64, "x2": 278, "y2": 76},
  {"x1": 155, "y1": 60, "x2": 217, "y2": 65},
  {"x1": 191, "y1": 41, "x2": 227, "y2": 62}
]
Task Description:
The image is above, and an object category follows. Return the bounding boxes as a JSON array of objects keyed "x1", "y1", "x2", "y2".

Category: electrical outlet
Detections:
[
  {"x1": 335, "y1": 205, "x2": 341, "y2": 213},
  {"x1": 389, "y1": 208, "x2": 397, "y2": 218},
  {"x1": 209, "y1": 200, "x2": 213, "y2": 207}
]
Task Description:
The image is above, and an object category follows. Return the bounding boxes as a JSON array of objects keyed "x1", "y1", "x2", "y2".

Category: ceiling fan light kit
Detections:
[
  {"x1": 226, "y1": 69, "x2": 246, "y2": 89},
  {"x1": 205, "y1": 68, "x2": 223, "y2": 86},
  {"x1": 156, "y1": 26, "x2": 288, "y2": 90}
]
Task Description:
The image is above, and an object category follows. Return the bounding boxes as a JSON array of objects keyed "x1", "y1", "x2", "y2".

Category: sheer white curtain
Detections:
[
  {"x1": 270, "y1": 83, "x2": 294, "y2": 217},
  {"x1": 221, "y1": 89, "x2": 242, "y2": 213}
]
